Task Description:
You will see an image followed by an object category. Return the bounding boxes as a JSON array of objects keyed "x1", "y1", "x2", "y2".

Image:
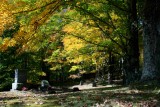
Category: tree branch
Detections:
[
  {"x1": 12, "y1": 0, "x2": 59, "y2": 15},
  {"x1": 68, "y1": 33, "x2": 121, "y2": 55},
  {"x1": 94, "y1": 21, "x2": 123, "y2": 50},
  {"x1": 75, "y1": 5, "x2": 113, "y2": 28},
  {"x1": 106, "y1": 0, "x2": 129, "y2": 13}
]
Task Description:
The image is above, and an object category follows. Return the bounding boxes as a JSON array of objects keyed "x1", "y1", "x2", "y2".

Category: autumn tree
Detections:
[
  {"x1": 73, "y1": 0, "x2": 140, "y2": 84},
  {"x1": 0, "y1": 0, "x2": 153, "y2": 86}
]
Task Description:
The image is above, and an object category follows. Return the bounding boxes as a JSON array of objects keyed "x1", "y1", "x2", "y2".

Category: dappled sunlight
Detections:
[{"x1": 0, "y1": 86, "x2": 160, "y2": 106}]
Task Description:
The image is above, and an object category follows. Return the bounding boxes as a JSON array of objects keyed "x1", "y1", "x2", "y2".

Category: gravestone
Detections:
[
  {"x1": 17, "y1": 69, "x2": 27, "y2": 83},
  {"x1": 40, "y1": 80, "x2": 50, "y2": 92},
  {"x1": 11, "y1": 69, "x2": 27, "y2": 91}
]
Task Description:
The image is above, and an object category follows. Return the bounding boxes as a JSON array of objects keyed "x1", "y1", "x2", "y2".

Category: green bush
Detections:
[{"x1": 0, "y1": 77, "x2": 13, "y2": 91}]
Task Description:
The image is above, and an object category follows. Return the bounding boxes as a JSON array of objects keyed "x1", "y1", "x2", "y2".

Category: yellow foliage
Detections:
[
  {"x1": 63, "y1": 35, "x2": 84, "y2": 51},
  {"x1": 62, "y1": 20, "x2": 110, "y2": 64},
  {"x1": 63, "y1": 21, "x2": 103, "y2": 44},
  {"x1": 6, "y1": 0, "x2": 61, "y2": 52},
  {"x1": 0, "y1": 0, "x2": 15, "y2": 35},
  {"x1": 110, "y1": 12, "x2": 119, "y2": 21},
  {"x1": 62, "y1": 34, "x2": 90, "y2": 63},
  {"x1": 0, "y1": 38, "x2": 16, "y2": 51},
  {"x1": 8, "y1": 38, "x2": 16, "y2": 47},
  {"x1": 63, "y1": 22, "x2": 83, "y2": 33}
]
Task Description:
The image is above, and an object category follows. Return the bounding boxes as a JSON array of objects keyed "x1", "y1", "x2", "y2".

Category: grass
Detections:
[{"x1": 0, "y1": 85, "x2": 160, "y2": 107}]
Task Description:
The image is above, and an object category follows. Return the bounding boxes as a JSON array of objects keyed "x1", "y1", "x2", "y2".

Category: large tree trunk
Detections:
[
  {"x1": 124, "y1": 0, "x2": 139, "y2": 84},
  {"x1": 141, "y1": 0, "x2": 160, "y2": 81}
]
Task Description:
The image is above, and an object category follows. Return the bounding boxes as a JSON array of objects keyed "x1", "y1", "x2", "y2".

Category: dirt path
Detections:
[{"x1": 70, "y1": 83, "x2": 117, "y2": 90}]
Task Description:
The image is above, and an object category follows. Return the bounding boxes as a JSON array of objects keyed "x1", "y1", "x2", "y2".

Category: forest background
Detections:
[{"x1": 0, "y1": 0, "x2": 159, "y2": 91}]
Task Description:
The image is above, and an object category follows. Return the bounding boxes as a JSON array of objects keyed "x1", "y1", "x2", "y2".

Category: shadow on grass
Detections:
[
  {"x1": 9, "y1": 102, "x2": 25, "y2": 107},
  {"x1": 133, "y1": 84, "x2": 160, "y2": 91},
  {"x1": 4, "y1": 85, "x2": 160, "y2": 107},
  {"x1": 42, "y1": 85, "x2": 160, "y2": 106}
]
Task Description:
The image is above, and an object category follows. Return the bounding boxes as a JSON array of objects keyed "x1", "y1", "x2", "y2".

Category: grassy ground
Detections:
[{"x1": 0, "y1": 85, "x2": 160, "y2": 107}]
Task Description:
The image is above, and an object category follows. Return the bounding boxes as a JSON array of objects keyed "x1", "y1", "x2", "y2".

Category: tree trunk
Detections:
[
  {"x1": 141, "y1": 0, "x2": 160, "y2": 81},
  {"x1": 108, "y1": 51, "x2": 114, "y2": 84},
  {"x1": 124, "y1": 0, "x2": 139, "y2": 84},
  {"x1": 41, "y1": 60, "x2": 51, "y2": 81}
]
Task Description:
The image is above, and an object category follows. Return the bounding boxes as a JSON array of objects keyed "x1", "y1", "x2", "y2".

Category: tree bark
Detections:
[
  {"x1": 124, "y1": 0, "x2": 139, "y2": 84},
  {"x1": 141, "y1": 0, "x2": 160, "y2": 81},
  {"x1": 108, "y1": 51, "x2": 114, "y2": 84}
]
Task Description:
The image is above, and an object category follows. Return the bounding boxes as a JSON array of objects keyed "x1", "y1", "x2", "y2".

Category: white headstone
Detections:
[
  {"x1": 14, "y1": 69, "x2": 18, "y2": 83},
  {"x1": 11, "y1": 69, "x2": 23, "y2": 91}
]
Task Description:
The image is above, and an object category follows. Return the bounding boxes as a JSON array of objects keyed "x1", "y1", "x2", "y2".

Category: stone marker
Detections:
[
  {"x1": 92, "y1": 81, "x2": 97, "y2": 87},
  {"x1": 40, "y1": 80, "x2": 50, "y2": 92},
  {"x1": 11, "y1": 69, "x2": 27, "y2": 91}
]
